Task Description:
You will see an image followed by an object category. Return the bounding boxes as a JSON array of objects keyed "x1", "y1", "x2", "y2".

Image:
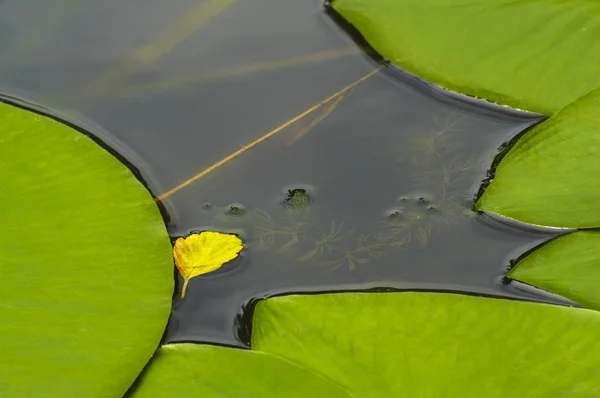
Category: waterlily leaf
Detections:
[
  {"x1": 509, "y1": 231, "x2": 600, "y2": 311},
  {"x1": 0, "y1": 102, "x2": 173, "y2": 397},
  {"x1": 253, "y1": 292, "x2": 600, "y2": 396},
  {"x1": 129, "y1": 344, "x2": 351, "y2": 397},
  {"x1": 476, "y1": 88, "x2": 600, "y2": 228},
  {"x1": 331, "y1": 0, "x2": 600, "y2": 114},
  {"x1": 173, "y1": 231, "x2": 243, "y2": 298}
]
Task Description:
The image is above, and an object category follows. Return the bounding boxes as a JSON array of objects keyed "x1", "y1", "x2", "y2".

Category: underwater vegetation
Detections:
[{"x1": 197, "y1": 115, "x2": 480, "y2": 271}]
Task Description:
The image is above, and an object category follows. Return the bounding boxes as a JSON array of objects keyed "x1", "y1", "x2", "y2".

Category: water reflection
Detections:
[{"x1": 0, "y1": 0, "x2": 558, "y2": 347}]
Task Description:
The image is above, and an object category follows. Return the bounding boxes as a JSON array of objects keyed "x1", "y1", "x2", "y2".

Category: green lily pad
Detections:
[
  {"x1": 332, "y1": 0, "x2": 600, "y2": 114},
  {"x1": 253, "y1": 292, "x2": 600, "y2": 396},
  {"x1": 509, "y1": 231, "x2": 600, "y2": 311},
  {"x1": 0, "y1": 102, "x2": 173, "y2": 397},
  {"x1": 129, "y1": 344, "x2": 351, "y2": 397},
  {"x1": 476, "y1": 88, "x2": 600, "y2": 228}
]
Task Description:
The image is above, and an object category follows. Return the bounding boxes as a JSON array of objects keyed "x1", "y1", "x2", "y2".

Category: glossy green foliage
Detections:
[
  {"x1": 476, "y1": 89, "x2": 600, "y2": 228},
  {"x1": 332, "y1": 0, "x2": 600, "y2": 115},
  {"x1": 129, "y1": 344, "x2": 352, "y2": 397},
  {"x1": 0, "y1": 103, "x2": 174, "y2": 397},
  {"x1": 510, "y1": 231, "x2": 600, "y2": 311},
  {"x1": 253, "y1": 292, "x2": 600, "y2": 396}
]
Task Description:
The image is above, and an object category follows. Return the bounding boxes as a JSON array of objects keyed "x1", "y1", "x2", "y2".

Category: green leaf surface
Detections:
[
  {"x1": 509, "y1": 231, "x2": 600, "y2": 311},
  {"x1": 476, "y1": 88, "x2": 600, "y2": 228},
  {"x1": 253, "y1": 292, "x2": 600, "y2": 397},
  {"x1": 332, "y1": 0, "x2": 600, "y2": 114},
  {"x1": 0, "y1": 102, "x2": 174, "y2": 397},
  {"x1": 129, "y1": 344, "x2": 352, "y2": 397}
]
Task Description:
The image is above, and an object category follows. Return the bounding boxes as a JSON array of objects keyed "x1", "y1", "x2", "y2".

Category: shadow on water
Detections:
[{"x1": 0, "y1": 0, "x2": 564, "y2": 348}]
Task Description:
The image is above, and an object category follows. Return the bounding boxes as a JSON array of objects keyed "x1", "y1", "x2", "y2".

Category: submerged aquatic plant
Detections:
[
  {"x1": 298, "y1": 221, "x2": 350, "y2": 262},
  {"x1": 376, "y1": 114, "x2": 480, "y2": 250},
  {"x1": 193, "y1": 115, "x2": 480, "y2": 272},
  {"x1": 323, "y1": 233, "x2": 388, "y2": 271},
  {"x1": 406, "y1": 115, "x2": 465, "y2": 164},
  {"x1": 275, "y1": 188, "x2": 314, "y2": 253},
  {"x1": 377, "y1": 195, "x2": 467, "y2": 250},
  {"x1": 194, "y1": 189, "x2": 315, "y2": 254}
]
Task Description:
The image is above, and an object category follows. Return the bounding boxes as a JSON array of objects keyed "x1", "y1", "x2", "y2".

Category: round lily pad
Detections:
[
  {"x1": 476, "y1": 88, "x2": 600, "y2": 228},
  {"x1": 253, "y1": 292, "x2": 600, "y2": 396},
  {"x1": 509, "y1": 231, "x2": 600, "y2": 311},
  {"x1": 0, "y1": 102, "x2": 174, "y2": 397},
  {"x1": 332, "y1": 0, "x2": 600, "y2": 114}
]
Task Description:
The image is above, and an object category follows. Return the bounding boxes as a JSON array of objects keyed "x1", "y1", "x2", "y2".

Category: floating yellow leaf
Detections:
[{"x1": 173, "y1": 231, "x2": 243, "y2": 298}]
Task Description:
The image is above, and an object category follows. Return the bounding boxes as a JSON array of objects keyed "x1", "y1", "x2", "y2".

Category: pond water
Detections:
[{"x1": 0, "y1": 0, "x2": 570, "y2": 347}]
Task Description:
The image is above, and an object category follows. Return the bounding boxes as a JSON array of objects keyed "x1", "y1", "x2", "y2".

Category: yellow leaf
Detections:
[{"x1": 173, "y1": 231, "x2": 243, "y2": 298}]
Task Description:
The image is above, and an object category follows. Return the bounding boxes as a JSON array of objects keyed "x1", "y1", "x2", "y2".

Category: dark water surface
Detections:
[{"x1": 0, "y1": 0, "x2": 567, "y2": 347}]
